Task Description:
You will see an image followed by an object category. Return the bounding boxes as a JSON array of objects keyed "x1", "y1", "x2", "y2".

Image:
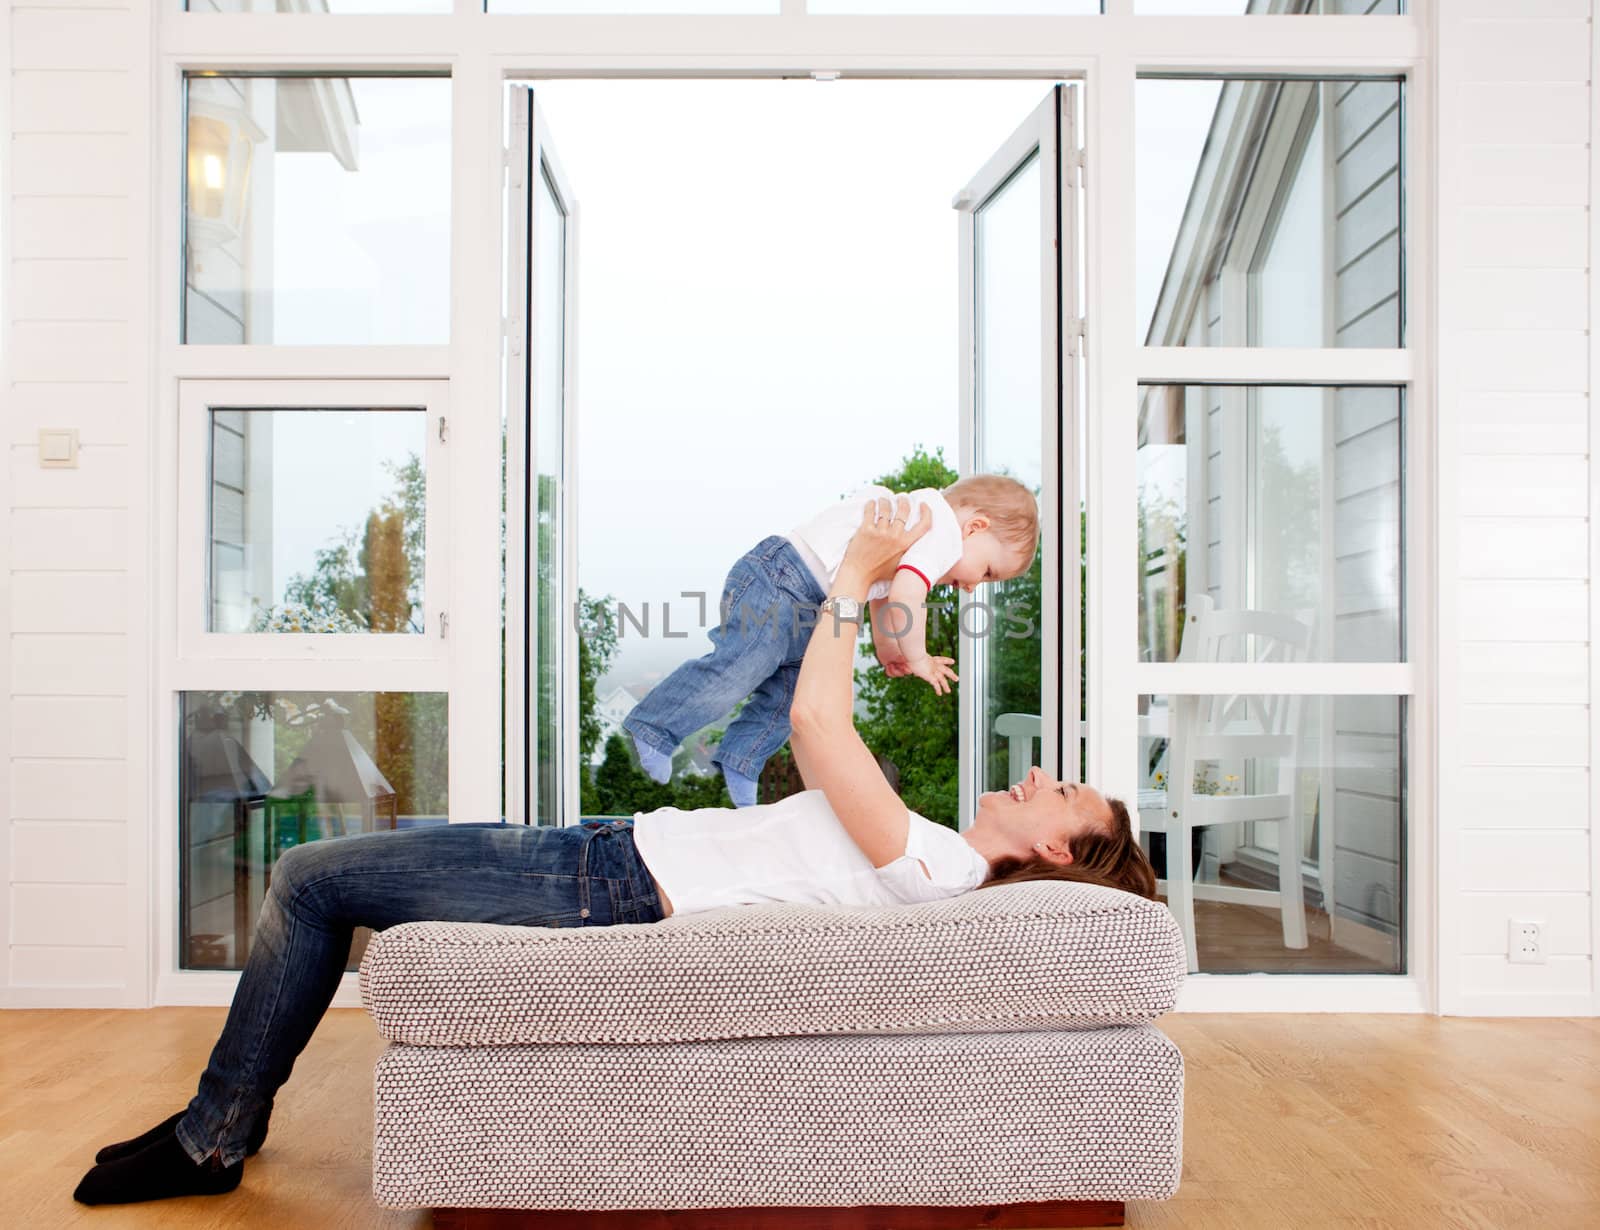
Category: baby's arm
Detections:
[
  {"x1": 868, "y1": 597, "x2": 911, "y2": 676},
  {"x1": 883, "y1": 570, "x2": 958, "y2": 695},
  {"x1": 882, "y1": 569, "x2": 930, "y2": 659}
]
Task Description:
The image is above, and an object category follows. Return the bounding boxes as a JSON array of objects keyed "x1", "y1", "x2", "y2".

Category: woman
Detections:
[{"x1": 74, "y1": 494, "x2": 1155, "y2": 1207}]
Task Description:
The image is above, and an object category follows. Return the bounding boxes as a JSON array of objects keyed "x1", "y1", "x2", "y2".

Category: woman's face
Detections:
[{"x1": 971, "y1": 766, "x2": 1114, "y2": 864}]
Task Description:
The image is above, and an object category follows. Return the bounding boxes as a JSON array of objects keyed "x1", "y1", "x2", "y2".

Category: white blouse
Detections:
[{"x1": 631, "y1": 788, "x2": 991, "y2": 917}]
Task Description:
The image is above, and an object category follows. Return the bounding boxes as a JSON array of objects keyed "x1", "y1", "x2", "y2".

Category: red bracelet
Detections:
[{"x1": 896, "y1": 563, "x2": 931, "y2": 591}]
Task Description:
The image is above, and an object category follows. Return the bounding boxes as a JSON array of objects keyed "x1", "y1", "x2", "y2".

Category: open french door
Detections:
[
  {"x1": 505, "y1": 87, "x2": 580, "y2": 826},
  {"x1": 954, "y1": 84, "x2": 1083, "y2": 828}
]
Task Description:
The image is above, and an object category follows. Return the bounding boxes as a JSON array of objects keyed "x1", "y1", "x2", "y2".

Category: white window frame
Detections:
[
  {"x1": 956, "y1": 83, "x2": 1081, "y2": 830},
  {"x1": 152, "y1": 0, "x2": 1433, "y2": 1013},
  {"x1": 504, "y1": 88, "x2": 582, "y2": 827},
  {"x1": 176, "y1": 380, "x2": 452, "y2": 665}
]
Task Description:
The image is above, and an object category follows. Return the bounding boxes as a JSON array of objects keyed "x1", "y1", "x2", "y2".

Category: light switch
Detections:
[{"x1": 38, "y1": 428, "x2": 79, "y2": 469}]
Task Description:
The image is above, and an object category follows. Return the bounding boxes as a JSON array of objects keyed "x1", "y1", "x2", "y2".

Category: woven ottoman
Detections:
[{"x1": 359, "y1": 880, "x2": 1187, "y2": 1229}]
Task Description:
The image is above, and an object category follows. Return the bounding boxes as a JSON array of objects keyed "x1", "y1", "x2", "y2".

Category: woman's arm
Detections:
[{"x1": 789, "y1": 494, "x2": 930, "y2": 868}]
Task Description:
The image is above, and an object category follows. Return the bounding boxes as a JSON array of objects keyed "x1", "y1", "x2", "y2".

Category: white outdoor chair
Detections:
[{"x1": 1139, "y1": 595, "x2": 1313, "y2": 973}]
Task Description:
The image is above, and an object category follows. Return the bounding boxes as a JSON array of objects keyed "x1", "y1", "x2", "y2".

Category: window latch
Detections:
[
  {"x1": 440, "y1": 611, "x2": 450, "y2": 640},
  {"x1": 438, "y1": 415, "x2": 448, "y2": 444}
]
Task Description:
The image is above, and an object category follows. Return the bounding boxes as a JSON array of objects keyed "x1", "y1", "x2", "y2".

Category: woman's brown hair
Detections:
[{"x1": 973, "y1": 797, "x2": 1157, "y2": 901}]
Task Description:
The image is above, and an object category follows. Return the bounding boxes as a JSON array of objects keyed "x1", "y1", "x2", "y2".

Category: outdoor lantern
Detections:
[
  {"x1": 182, "y1": 705, "x2": 273, "y2": 968},
  {"x1": 265, "y1": 715, "x2": 400, "y2": 848},
  {"x1": 186, "y1": 98, "x2": 265, "y2": 251}
]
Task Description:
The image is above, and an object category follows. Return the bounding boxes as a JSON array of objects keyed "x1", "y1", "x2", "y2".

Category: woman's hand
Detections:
[{"x1": 838, "y1": 494, "x2": 932, "y2": 587}]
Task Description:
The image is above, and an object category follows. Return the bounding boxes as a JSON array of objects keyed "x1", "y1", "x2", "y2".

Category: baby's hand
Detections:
[
  {"x1": 882, "y1": 656, "x2": 914, "y2": 678},
  {"x1": 904, "y1": 654, "x2": 958, "y2": 696}
]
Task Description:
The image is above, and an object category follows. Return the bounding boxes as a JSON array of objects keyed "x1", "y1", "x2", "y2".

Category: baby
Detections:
[{"x1": 623, "y1": 474, "x2": 1039, "y2": 807}]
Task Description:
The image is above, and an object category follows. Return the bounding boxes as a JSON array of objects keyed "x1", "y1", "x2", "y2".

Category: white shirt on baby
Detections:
[
  {"x1": 786, "y1": 485, "x2": 964, "y2": 601},
  {"x1": 631, "y1": 788, "x2": 991, "y2": 916}
]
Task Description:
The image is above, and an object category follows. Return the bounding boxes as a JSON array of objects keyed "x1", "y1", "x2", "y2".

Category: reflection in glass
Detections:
[
  {"x1": 180, "y1": 690, "x2": 448, "y2": 971},
  {"x1": 1137, "y1": 385, "x2": 1401, "y2": 663},
  {"x1": 533, "y1": 165, "x2": 567, "y2": 826},
  {"x1": 183, "y1": 75, "x2": 450, "y2": 345},
  {"x1": 207, "y1": 407, "x2": 428, "y2": 635},
  {"x1": 1136, "y1": 0, "x2": 1400, "y2": 13},
  {"x1": 1137, "y1": 75, "x2": 1402, "y2": 347},
  {"x1": 1138, "y1": 692, "x2": 1403, "y2": 974},
  {"x1": 189, "y1": 1, "x2": 450, "y2": 11},
  {"x1": 810, "y1": 1, "x2": 1096, "y2": 12},
  {"x1": 974, "y1": 155, "x2": 1045, "y2": 795},
  {"x1": 490, "y1": 0, "x2": 777, "y2": 11}
]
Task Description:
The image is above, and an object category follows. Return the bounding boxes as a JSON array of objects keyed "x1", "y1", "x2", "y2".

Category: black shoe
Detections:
[
  {"x1": 94, "y1": 1109, "x2": 268, "y2": 1164},
  {"x1": 74, "y1": 1124, "x2": 243, "y2": 1206}
]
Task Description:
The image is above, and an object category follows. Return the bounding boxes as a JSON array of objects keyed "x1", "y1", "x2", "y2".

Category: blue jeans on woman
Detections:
[
  {"x1": 175, "y1": 819, "x2": 664, "y2": 1168},
  {"x1": 623, "y1": 534, "x2": 828, "y2": 782}
]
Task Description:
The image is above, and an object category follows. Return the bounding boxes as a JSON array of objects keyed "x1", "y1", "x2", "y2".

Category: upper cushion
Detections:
[{"x1": 359, "y1": 880, "x2": 1186, "y2": 1047}]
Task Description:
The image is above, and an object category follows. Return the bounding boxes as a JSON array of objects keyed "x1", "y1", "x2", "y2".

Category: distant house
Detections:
[
  {"x1": 1137, "y1": 21, "x2": 1402, "y2": 962},
  {"x1": 593, "y1": 683, "x2": 653, "y2": 766}
]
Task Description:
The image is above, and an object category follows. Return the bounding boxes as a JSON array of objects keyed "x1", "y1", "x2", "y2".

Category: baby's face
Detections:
[{"x1": 941, "y1": 528, "x2": 1028, "y2": 593}]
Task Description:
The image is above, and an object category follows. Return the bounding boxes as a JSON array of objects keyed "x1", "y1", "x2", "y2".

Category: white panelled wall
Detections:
[
  {"x1": 4, "y1": 0, "x2": 153, "y2": 1007},
  {"x1": 1437, "y1": 0, "x2": 1598, "y2": 1015},
  {"x1": 1, "y1": 1, "x2": 1596, "y2": 1015}
]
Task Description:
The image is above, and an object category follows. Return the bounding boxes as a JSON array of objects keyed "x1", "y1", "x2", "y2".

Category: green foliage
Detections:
[
  {"x1": 587, "y1": 732, "x2": 731, "y2": 816},
  {"x1": 577, "y1": 591, "x2": 618, "y2": 764}
]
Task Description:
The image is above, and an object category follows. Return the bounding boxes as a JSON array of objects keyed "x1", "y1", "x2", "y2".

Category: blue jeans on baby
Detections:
[
  {"x1": 174, "y1": 819, "x2": 663, "y2": 1168},
  {"x1": 623, "y1": 534, "x2": 829, "y2": 781}
]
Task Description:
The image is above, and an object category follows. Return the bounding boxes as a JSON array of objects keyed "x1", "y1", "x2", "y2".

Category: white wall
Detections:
[
  {"x1": 2, "y1": 1, "x2": 1595, "y2": 1015},
  {"x1": 4, "y1": 0, "x2": 154, "y2": 1007},
  {"x1": 1436, "y1": 0, "x2": 1597, "y2": 1015}
]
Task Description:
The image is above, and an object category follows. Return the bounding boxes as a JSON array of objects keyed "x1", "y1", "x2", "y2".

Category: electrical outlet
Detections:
[{"x1": 1508, "y1": 920, "x2": 1545, "y2": 965}]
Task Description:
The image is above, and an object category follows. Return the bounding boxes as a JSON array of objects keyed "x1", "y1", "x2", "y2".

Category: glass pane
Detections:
[
  {"x1": 1137, "y1": 385, "x2": 1402, "y2": 663},
  {"x1": 1137, "y1": 77, "x2": 1402, "y2": 346},
  {"x1": 1138, "y1": 692, "x2": 1403, "y2": 974},
  {"x1": 207, "y1": 407, "x2": 429, "y2": 635},
  {"x1": 490, "y1": 1, "x2": 778, "y2": 12},
  {"x1": 1136, "y1": 1, "x2": 1400, "y2": 11},
  {"x1": 188, "y1": 1, "x2": 451, "y2": 11},
  {"x1": 180, "y1": 689, "x2": 448, "y2": 972},
  {"x1": 975, "y1": 154, "x2": 1045, "y2": 796},
  {"x1": 184, "y1": 75, "x2": 450, "y2": 345},
  {"x1": 533, "y1": 163, "x2": 567, "y2": 826},
  {"x1": 810, "y1": 1, "x2": 1097, "y2": 12}
]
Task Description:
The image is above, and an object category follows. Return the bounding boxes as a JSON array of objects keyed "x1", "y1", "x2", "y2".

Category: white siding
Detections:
[
  {"x1": 1438, "y1": 3, "x2": 1598, "y2": 1014},
  {"x1": 1329, "y1": 75, "x2": 1404, "y2": 940},
  {"x1": 4, "y1": 0, "x2": 152, "y2": 1006}
]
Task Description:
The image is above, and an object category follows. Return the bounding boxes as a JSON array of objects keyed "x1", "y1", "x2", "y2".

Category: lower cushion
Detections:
[
  {"x1": 359, "y1": 880, "x2": 1185, "y2": 1047},
  {"x1": 371, "y1": 1025, "x2": 1185, "y2": 1209}
]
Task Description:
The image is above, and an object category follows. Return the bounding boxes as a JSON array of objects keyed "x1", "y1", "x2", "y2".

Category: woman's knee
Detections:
[{"x1": 268, "y1": 840, "x2": 340, "y2": 908}]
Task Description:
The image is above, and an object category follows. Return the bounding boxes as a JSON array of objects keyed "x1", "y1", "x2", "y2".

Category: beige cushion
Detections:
[
  {"x1": 371, "y1": 1025, "x2": 1185, "y2": 1210},
  {"x1": 359, "y1": 880, "x2": 1185, "y2": 1047}
]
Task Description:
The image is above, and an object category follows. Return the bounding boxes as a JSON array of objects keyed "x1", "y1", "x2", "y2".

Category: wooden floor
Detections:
[
  {"x1": 3, "y1": 1009, "x2": 1596, "y2": 1229},
  {"x1": 1186, "y1": 895, "x2": 1395, "y2": 974}
]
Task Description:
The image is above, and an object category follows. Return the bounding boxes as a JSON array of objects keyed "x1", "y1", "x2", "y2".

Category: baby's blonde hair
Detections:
[{"x1": 943, "y1": 474, "x2": 1040, "y2": 567}]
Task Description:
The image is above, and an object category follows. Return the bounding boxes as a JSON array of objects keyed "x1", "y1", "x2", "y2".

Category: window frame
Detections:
[
  {"x1": 175, "y1": 379, "x2": 452, "y2": 667},
  {"x1": 153, "y1": 0, "x2": 1434, "y2": 1012}
]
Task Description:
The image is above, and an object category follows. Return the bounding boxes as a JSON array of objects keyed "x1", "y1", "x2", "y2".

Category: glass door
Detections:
[
  {"x1": 506, "y1": 87, "x2": 580, "y2": 826},
  {"x1": 954, "y1": 85, "x2": 1082, "y2": 826}
]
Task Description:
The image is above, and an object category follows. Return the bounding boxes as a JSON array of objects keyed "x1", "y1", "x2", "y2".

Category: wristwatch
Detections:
[{"x1": 820, "y1": 595, "x2": 863, "y2": 624}]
